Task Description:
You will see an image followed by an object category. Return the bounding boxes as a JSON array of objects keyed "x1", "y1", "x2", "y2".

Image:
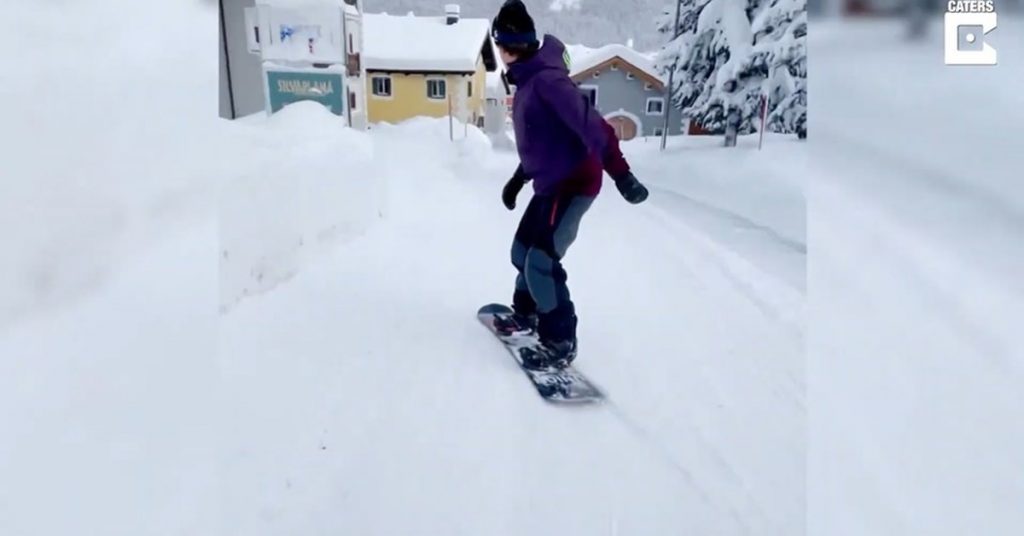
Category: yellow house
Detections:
[{"x1": 362, "y1": 6, "x2": 498, "y2": 127}]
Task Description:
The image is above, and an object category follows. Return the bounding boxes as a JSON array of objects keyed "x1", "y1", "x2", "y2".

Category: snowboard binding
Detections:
[
  {"x1": 492, "y1": 311, "x2": 538, "y2": 336},
  {"x1": 478, "y1": 303, "x2": 602, "y2": 403},
  {"x1": 520, "y1": 339, "x2": 577, "y2": 371}
]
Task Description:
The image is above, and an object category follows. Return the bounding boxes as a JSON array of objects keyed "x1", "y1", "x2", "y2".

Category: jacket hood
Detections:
[{"x1": 506, "y1": 35, "x2": 571, "y2": 85}]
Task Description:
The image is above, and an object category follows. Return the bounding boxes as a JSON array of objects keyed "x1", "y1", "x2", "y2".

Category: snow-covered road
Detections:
[{"x1": 216, "y1": 120, "x2": 805, "y2": 535}]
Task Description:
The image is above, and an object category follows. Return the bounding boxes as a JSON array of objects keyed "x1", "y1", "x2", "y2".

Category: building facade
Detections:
[
  {"x1": 362, "y1": 7, "x2": 497, "y2": 127},
  {"x1": 569, "y1": 45, "x2": 684, "y2": 140}
]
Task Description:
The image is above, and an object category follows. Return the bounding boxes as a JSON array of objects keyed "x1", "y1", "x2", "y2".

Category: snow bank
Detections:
[
  {"x1": 219, "y1": 102, "x2": 378, "y2": 312},
  {"x1": 219, "y1": 112, "x2": 499, "y2": 312},
  {"x1": 0, "y1": 220, "x2": 220, "y2": 536},
  {"x1": 0, "y1": 0, "x2": 225, "y2": 328},
  {"x1": 0, "y1": 0, "x2": 383, "y2": 324},
  {"x1": 370, "y1": 115, "x2": 497, "y2": 182},
  {"x1": 1, "y1": 4, "x2": 226, "y2": 532}
]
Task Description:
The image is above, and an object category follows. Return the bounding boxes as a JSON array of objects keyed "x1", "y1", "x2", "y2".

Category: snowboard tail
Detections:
[{"x1": 477, "y1": 303, "x2": 604, "y2": 404}]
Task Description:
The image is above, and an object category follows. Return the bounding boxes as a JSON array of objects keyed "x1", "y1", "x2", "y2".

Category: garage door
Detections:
[{"x1": 606, "y1": 115, "x2": 638, "y2": 141}]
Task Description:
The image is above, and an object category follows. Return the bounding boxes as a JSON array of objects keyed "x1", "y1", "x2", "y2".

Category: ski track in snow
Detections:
[{"x1": 650, "y1": 186, "x2": 807, "y2": 255}]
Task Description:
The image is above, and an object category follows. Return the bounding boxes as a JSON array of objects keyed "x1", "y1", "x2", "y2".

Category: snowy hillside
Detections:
[
  {"x1": 220, "y1": 103, "x2": 381, "y2": 312},
  {"x1": 368, "y1": 0, "x2": 669, "y2": 49}
]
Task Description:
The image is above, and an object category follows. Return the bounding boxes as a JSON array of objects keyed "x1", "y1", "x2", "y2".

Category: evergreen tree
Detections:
[
  {"x1": 654, "y1": 0, "x2": 806, "y2": 137},
  {"x1": 752, "y1": 0, "x2": 806, "y2": 137}
]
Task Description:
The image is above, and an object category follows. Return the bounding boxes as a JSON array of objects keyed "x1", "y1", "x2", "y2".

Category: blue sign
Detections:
[{"x1": 267, "y1": 70, "x2": 345, "y2": 116}]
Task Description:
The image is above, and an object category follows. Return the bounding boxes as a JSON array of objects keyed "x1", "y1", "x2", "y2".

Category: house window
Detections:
[
  {"x1": 467, "y1": 81, "x2": 473, "y2": 97},
  {"x1": 592, "y1": 71, "x2": 600, "y2": 79},
  {"x1": 372, "y1": 76, "x2": 392, "y2": 97},
  {"x1": 579, "y1": 85, "x2": 598, "y2": 107},
  {"x1": 611, "y1": 62, "x2": 619, "y2": 71},
  {"x1": 653, "y1": 127, "x2": 664, "y2": 137},
  {"x1": 626, "y1": 72, "x2": 635, "y2": 80},
  {"x1": 646, "y1": 97, "x2": 665, "y2": 115},
  {"x1": 644, "y1": 82, "x2": 653, "y2": 91},
  {"x1": 427, "y1": 78, "x2": 447, "y2": 99},
  {"x1": 348, "y1": 91, "x2": 356, "y2": 110}
]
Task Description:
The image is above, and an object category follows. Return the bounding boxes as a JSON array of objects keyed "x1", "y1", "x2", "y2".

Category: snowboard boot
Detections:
[
  {"x1": 524, "y1": 308, "x2": 578, "y2": 370},
  {"x1": 520, "y1": 337, "x2": 577, "y2": 370}
]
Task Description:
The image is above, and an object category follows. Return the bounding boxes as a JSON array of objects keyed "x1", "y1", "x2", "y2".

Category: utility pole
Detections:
[{"x1": 661, "y1": 0, "x2": 683, "y2": 151}]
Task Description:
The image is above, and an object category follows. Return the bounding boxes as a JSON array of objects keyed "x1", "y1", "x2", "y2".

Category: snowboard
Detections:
[{"x1": 477, "y1": 303, "x2": 604, "y2": 404}]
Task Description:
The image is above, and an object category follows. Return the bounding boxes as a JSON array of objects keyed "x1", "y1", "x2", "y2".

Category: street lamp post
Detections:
[{"x1": 661, "y1": 0, "x2": 683, "y2": 151}]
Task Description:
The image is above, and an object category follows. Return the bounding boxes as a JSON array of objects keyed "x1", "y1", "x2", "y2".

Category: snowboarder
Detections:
[{"x1": 491, "y1": 0, "x2": 649, "y2": 369}]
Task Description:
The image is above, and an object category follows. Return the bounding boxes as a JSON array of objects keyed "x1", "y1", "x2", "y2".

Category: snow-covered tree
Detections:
[
  {"x1": 752, "y1": 0, "x2": 806, "y2": 138},
  {"x1": 654, "y1": 0, "x2": 710, "y2": 126},
  {"x1": 654, "y1": 0, "x2": 806, "y2": 137},
  {"x1": 654, "y1": 0, "x2": 755, "y2": 135}
]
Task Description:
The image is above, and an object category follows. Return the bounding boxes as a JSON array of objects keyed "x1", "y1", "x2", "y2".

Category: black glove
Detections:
[
  {"x1": 502, "y1": 165, "x2": 529, "y2": 210},
  {"x1": 613, "y1": 172, "x2": 649, "y2": 204}
]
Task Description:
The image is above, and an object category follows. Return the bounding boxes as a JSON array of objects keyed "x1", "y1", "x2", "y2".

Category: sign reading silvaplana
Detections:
[
  {"x1": 266, "y1": 70, "x2": 345, "y2": 115},
  {"x1": 945, "y1": 1, "x2": 998, "y2": 66}
]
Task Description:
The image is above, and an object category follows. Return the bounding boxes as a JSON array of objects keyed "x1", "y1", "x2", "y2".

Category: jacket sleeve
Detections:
[
  {"x1": 512, "y1": 163, "x2": 531, "y2": 182},
  {"x1": 535, "y1": 73, "x2": 609, "y2": 157},
  {"x1": 600, "y1": 119, "x2": 631, "y2": 179}
]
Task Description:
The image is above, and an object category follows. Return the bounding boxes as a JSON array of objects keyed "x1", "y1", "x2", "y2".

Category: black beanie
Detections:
[{"x1": 492, "y1": 0, "x2": 538, "y2": 52}]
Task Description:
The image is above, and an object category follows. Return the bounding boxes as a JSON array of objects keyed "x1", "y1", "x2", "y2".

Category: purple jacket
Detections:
[{"x1": 508, "y1": 35, "x2": 609, "y2": 196}]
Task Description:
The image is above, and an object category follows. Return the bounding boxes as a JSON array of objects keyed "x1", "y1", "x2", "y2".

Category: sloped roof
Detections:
[
  {"x1": 568, "y1": 44, "x2": 662, "y2": 82},
  {"x1": 258, "y1": 0, "x2": 359, "y2": 15},
  {"x1": 565, "y1": 44, "x2": 600, "y2": 66},
  {"x1": 486, "y1": 70, "x2": 503, "y2": 89},
  {"x1": 363, "y1": 13, "x2": 495, "y2": 73},
  {"x1": 485, "y1": 70, "x2": 512, "y2": 97}
]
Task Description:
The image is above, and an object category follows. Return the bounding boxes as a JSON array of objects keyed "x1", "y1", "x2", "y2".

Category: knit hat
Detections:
[{"x1": 492, "y1": 0, "x2": 538, "y2": 52}]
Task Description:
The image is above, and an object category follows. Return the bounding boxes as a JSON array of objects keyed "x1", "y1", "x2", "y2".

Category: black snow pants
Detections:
[{"x1": 510, "y1": 193, "x2": 595, "y2": 343}]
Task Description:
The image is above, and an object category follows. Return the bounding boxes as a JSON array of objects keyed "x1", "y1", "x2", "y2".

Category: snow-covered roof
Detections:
[
  {"x1": 363, "y1": 12, "x2": 493, "y2": 73},
  {"x1": 564, "y1": 43, "x2": 599, "y2": 65},
  {"x1": 485, "y1": 70, "x2": 511, "y2": 97},
  {"x1": 486, "y1": 70, "x2": 503, "y2": 88},
  {"x1": 568, "y1": 44, "x2": 662, "y2": 82},
  {"x1": 257, "y1": 0, "x2": 359, "y2": 14}
]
